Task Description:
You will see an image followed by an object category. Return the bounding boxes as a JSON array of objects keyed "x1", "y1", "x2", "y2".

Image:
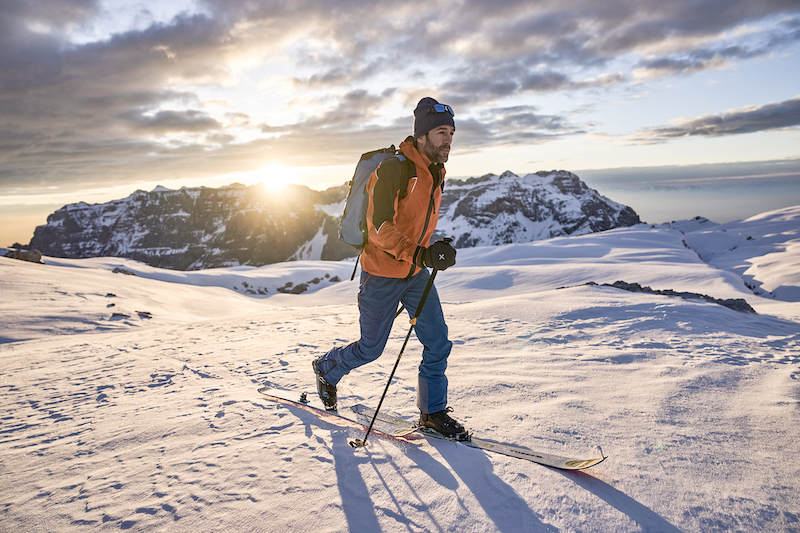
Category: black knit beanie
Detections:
[{"x1": 413, "y1": 97, "x2": 455, "y2": 139}]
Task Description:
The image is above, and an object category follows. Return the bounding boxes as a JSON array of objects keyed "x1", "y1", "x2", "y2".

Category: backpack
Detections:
[{"x1": 338, "y1": 145, "x2": 406, "y2": 250}]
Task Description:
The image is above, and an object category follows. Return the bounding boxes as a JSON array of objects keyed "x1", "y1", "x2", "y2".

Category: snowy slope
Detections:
[
  {"x1": 0, "y1": 255, "x2": 355, "y2": 343},
  {"x1": 681, "y1": 205, "x2": 800, "y2": 302},
  {"x1": 1, "y1": 207, "x2": 798, "y2": 533}
]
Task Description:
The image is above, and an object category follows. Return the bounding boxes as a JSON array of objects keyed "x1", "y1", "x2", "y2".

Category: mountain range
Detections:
[{"x1": 26, "y1": 170, "x2": 640, "y2": 270}]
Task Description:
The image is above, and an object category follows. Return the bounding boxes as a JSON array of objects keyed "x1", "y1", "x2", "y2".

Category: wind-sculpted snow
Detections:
[
  {"x1": 679, "y1": 206, "x2": 800, "y2": 302},
  {"x1": 1, "y1": 207, "x2": 799, "y2": 532}
]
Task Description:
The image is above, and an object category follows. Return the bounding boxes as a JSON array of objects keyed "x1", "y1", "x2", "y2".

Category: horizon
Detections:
[
  {"x1": 3, "y1": 158, "x2": 799, "y2": 248},
  {"x1": 1, "y1": 0, "x2": 799, "y2": 246}
]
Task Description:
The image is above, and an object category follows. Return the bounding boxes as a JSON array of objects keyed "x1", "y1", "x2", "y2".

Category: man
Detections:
[{"x1": 312, "y1": 97, "x2": 467, "y2": 440}]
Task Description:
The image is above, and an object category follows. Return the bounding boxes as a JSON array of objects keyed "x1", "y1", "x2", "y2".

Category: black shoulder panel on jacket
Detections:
[{"x1": 372, "y1": 157, "x2": 415, "y2": 230}]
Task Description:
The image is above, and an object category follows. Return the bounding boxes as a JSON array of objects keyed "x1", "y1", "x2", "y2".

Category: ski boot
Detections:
[
  {"x1": 419, "y1": 408, "x2": 470, "y2": 441},
  {"x1": 311, "y1": 357, "x2": 337, "y2": 411}
]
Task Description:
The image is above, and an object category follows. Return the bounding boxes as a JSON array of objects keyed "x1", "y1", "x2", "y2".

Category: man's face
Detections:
[{"x1": 419, "y1": 125, "x2": 455, "y2": 164}]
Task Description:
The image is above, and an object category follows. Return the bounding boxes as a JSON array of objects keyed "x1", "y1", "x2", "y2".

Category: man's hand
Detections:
[{"x1": 415, "y1": 239, "x2": 457, "y2": 271}]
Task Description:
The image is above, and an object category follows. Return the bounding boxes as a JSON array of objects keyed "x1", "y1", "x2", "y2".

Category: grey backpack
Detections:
[{"x1": 339, "y1": 145, "x2": 406, "y2": 250}]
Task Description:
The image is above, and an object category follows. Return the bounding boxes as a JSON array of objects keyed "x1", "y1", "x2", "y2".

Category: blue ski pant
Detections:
[{"x1": 315, "y1": 268, "x2": 452, "y2": 414}]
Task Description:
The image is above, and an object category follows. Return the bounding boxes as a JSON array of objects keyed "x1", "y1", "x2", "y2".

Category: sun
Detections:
[{"x1": 253, "y1": 163, "x2": 295, "y2": 192}]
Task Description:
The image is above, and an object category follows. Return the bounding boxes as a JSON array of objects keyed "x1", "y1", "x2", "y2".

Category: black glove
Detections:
[{"x1": 415, "y1": 239, "x2": 457, "y2": 271}]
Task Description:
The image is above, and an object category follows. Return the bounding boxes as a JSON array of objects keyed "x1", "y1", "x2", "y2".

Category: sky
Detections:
[{"x1": 1, "y1": 0, "x2": 800, "y2": 247}]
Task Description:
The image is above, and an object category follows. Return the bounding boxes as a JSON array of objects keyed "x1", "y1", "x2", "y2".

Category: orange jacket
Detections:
[{"x1": 361, "y1": 138, "x2": 445, "y2": 278}]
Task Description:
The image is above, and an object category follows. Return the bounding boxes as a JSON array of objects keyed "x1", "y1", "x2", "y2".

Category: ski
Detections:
[
  {"x1": 258, "y1": 386, "x2": 418, "y2": 438},
  {"x1": 259, "y1": 387, "x2": 606, "y2": 470},
  {"x1": 352, "y1": 404, "x2": 607, "y2": 470}
]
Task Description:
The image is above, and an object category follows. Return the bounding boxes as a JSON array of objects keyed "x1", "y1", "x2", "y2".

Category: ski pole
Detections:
[{"x1": 349, "y1": 268, "x2": 439, "y2": 448}]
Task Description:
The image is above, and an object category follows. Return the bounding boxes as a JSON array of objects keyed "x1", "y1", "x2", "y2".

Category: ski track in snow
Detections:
[{"x1": 1, "y1": 208, "x2": 799, "y2": 532}]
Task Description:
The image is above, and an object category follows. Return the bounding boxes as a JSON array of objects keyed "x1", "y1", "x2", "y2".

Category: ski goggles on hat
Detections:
[{"x1": 424, "y1": 103, "x2": 455, "y2": 117}]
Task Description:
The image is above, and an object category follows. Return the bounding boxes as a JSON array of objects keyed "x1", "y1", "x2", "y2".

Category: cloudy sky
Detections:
[{"x1": 2, "y1": 0, "x2": 799, "y2": 246}]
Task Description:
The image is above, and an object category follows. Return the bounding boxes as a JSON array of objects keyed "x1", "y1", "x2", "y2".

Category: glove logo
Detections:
[{"x1": 416, "y1": 238, "x2": 456, "y2": 271}]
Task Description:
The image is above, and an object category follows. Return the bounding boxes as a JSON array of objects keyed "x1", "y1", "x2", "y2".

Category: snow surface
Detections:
[
  {"x1": 290, "y1": 227, "x2": 333, "y2": 262},
  {"x1": 1, "y1": 207, "x2": 799, "y2": 532}
]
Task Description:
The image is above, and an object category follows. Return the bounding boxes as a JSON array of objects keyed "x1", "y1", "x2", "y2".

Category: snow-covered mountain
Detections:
[
  {"x1": 1, "y1": 206, "x2": 798, "y2": 532},
  {"x1": 27, "y1": 183, "x2": 352, "y2": 270},
  {"x1": 434, "y1": 170, "x2": 640, "y2": 247},
  {"x1": 26, "y1": 170, "x2": 639, "y2": 270}
]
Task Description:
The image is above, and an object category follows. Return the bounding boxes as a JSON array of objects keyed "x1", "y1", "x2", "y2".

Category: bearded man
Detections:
[{"x1": 312, "y1": 97, "x2": 467, "y2": 440}]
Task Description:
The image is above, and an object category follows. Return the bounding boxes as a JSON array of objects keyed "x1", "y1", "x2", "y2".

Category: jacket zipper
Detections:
[{"x1": 407, "y1": 166, "x2": 441, "y2": 278}]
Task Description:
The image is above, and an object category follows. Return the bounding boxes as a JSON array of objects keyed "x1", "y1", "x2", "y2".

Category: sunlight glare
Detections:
[{"x1": 256, "y1": 163, "x2": 295, "y2": 192}]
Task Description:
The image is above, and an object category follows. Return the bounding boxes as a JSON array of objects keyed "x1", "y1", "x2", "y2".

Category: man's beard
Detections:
[{"x1": 419, "y1": 136, "x2": 450, "y2": 164}]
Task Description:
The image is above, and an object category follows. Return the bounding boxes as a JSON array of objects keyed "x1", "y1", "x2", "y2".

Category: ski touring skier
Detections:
[{"x1": 312, "y1": 97, "x2": 468, "y2": 440}]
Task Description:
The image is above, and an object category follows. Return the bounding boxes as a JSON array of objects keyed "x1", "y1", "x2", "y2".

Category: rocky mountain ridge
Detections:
[
  {"x1": 27, "y1": 170, "x2": 640, "y2": 270},
  {"x1": 433, "y1": 170, "x2": 639, "y2": 247}
]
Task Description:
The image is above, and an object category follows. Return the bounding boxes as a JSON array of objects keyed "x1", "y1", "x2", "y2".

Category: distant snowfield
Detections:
[{"x1": 1, "y1": 207, "x2": 798, "y2": 532}]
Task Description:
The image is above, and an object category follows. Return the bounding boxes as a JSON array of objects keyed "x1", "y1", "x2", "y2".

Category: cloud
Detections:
[
  {"x1": 632, "y1": 17, "x2": 800, "y2": 79},
  {"x1": 577, "y1": 157, "x2": 800, "y2": 188},
  {"x1": 255, "y1": 95, "x2": 585, "y2": 159},
  {"x1": 457, "y1": 105, "x2": 586, "y2": 148},
  {"x1": 633, "y1": 55, "x2": 732, "y2": 79},
  {"x1": 439, "y1": 62, "x2": 626, "y2": 108},
  {"x1": 120, "y1": 109, "x2": 223, "y2": 133},
  {"x1": 634, "y1": 96, "x2": 800, "y2": 141},
  {"x1": 0, "y1": 0, "x2": 799, "y2": 194}
]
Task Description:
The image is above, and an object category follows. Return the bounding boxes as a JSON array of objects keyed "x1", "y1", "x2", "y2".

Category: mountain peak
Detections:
[
  {"x1": 28, "y1": 170, "x2": 640, "y2": 270},
  {"x1": 434, "y1": 170, "x2": 639, "y2": 248}
]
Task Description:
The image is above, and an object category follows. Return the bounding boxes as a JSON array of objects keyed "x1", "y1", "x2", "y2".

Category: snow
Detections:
[
  {"x1": 437, "y1": 170, "x2": 637, "y2": 248},
  {"x1": 290, "y1": 226, "x2": 331, "y2": 261},
  {"x1": 1, "y1": 206, "x2": 799, "y2": 532},
  {"x1": 681, "y1": 206, "x2": 800, "y2": 302},
  {"x1": 319, "y1": 200, "x2": 346, "y2": 218}
]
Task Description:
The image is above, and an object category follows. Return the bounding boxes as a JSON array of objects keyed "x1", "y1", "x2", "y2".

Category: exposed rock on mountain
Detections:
[
  {"x1": 433, "y1": 170, "x2": 640, "y2": 247},
  {"x1": 28, "y1": 170, "x2": 640, "y2": 270},
  {"x1": 29, "y1": 183, "x2": 352, "y2": 270},
  {"x1": 572, "y1": 280, "x2": 757, "y2": 314},
  {"x1": 4, "y1": 248, "x2": 43, "y2": 264}
]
